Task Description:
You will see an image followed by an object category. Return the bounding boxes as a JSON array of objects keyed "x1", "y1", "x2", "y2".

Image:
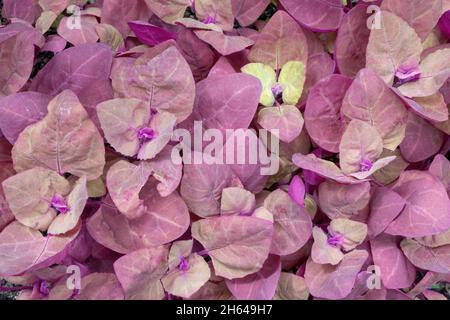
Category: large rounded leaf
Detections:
[
  {"x1": 0, "y1": 221, "x2": 80, "y2": 276},
  {"x1": 162, "y1": 253, "x2": 211, "y2": 299},
  {"x1": 318, "y1": 181, "x2": 371, "y2": 219},
  {"x1": 371, "y1": 234, "x2": 416, "y2": 289},
  {"x1": 191, "y1": 215, "x2": 274, "y2": 279},
  {"x1": 225, "y1": 254, "x2": 281, "y2": 300},
  {"x1": 339, "y1": 119, "x2": 383, "y2": 175},
  {"x1": 399, "y1": 48, "x2": 450, "y2": 98},
  {"x1": 257, "y1": 105, "x2": 304, "y2": 144},
  {"x1": 12, "y1": 90, "x2": 106, "y2": 180},
  {"x1": 385, "y1": 170, "x2": 450, "y2": 237},
  {"x1": 401, "y1": 239, "x2": 450, "y2": 274},
  {"x1": 180, "y1": 160, "x2": 232, "y2": 218},
  {"x1": 114, "y1": 246, "x2": 168, "y2": 300},
  {"x1": 366, "y1": 11, "x2": 423, "y2": 85},
  {"x1": 87, "y1": 189, "x2": 190, "y2": 253},
  {"x1": 342, "y1": 68, "x2": 408, "y2": 150},
  {"x1": 106, "y1": 160, "x2": 153, "y2": 219},
  {"x1": 184, "y1": 73, "x2": 261, "y2": 133},
  {"x1": 335, "y1": 4, "x2": 371, "y2": 77},
  {"x1": 248, "y1": 10, "x2": 308, "y2": 70},
  {"x1": 304, "y1": 249, "x2": 368, "y2": 300},
  {"x1": 263, "y1": 189, "x2": 312, "y2": 256},
  {"x1": 0, "y1": 92, "x2": 51, "y2": 144},
  {"x1": 231, "y1": 0, "x2": 271, "y2": 27},
  {"x1": 76, "y1": 273, "x2": 124, "y2": 300},
  {"x1": 304, "y1": 74, "x2": 353, "y2": 153},
  {"x1": 280, "y1": 0, "x2": 344, "y2": 32},
  {"x1": 274, "y1": 272, "x2": 309, "y2": 300},
  {"x1": 111, "y1": 45, "x2": 195, "y2": 123},
  {"x1": 381, "y1": 0, "x2": 443, "y2": 40},
  {"x1": 399, "y1": 112, "x2": 444, "y2": 163}
]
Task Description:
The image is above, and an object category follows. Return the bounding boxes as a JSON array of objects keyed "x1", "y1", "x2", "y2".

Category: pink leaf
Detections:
[
  {"x1": 12, "y1": 90, "x2": 105, "y2": 180},
  {"x1": 194, "y1": 30, "x2": 254, "y2": 56},
  {"x1": 399, "y1": 112, "x2": 444, "y2": 163},
  {"x1": 371, "y1": 234, "x2": 416, "y2": 289},
  {"x1": 113, "y1": 246, "x2": 168, "y2": 300},
  {"x1": 106, "y1": 160, "x2": 153, "y2": 219},
  {"x1": 128, "y1": 21, "x2": 178, "y2": 46},
  {"x1": 288, "y1": 175, "x2": 305, "y2": 207},
  {"x1": 102, "y1": 0, "x2": 151, "y2": 37},
  {"x1": 76, "y1": 273, "x2": 124, "y2": 300},
  {"x1": 231, "y1": 0, "x2": 271, "y2": 27},
  {"x1": 318, "y1": 181, "x2": 371, "y2": 219},
  {"x1": 368, "y1": 187, "x2": 406, "y2": 238},
  {"x1": 274, "y1": 272, "x2": 309, "y2": 300},
  {"x1": 428, "y1": 154, "x2": 450, "y2": 190},
  {"x1": 305, "y1": 249, "x2": 369, "y2": 300},
  {"x1": 0, "y1": 221, "x2": 79, "y2": 276},
  {"x1": 111, "y1": 45, "x2": 195, "y2": 123},
  {"x1": 385, "y1": 170, "x2": 450, "y2": 237},
  {"x1": 176, "y1": 28, "x2": 215, "y2": 81},
  {"x1": 304, "y1": 74, "x2": 353, "y2": 153},
  {"x1": 366, "y1": 11, "x2": 423, "y2": 85},
  {"x1": 180, "y1": 159, "x2": 233, "y2": 218},
  {"x1": 401, "y1": 239, "x2": 450, "y2": 274},
  {"x1": 30, "y1": 43, "x2": 112, "y2": 97},
  {"x1": 57, "y1": 15, "x2": 99, "y2": 46},
  {"x1": 292, "y1": 153, "x2": 364, "y2": 184},
  {"x1": 162, "y1": 253, "x2": 211, "y2": 298},
  {"x1": 0, "y1": 92, "x2": 51, "y2": 144},
  {"x1": 335, "y1": 3, "x2": 371, "y2": 77},
  {"x1": 191, "y1": 215, "x2": 274, "y2": 279},
  {"x1": 381, "y1": 0, "x2": 443, "y2": 40},
  {"x1": 342, "y1": 68, "x2": 408, "y2": 150},
  {"x1": 0, "y1": 32, "x2": 35, "y2": 97},
  {"x1": 2, "y1": 0, "x2": 40, "y2": 24},
  {"x1": 257, "y1": 105, "x2": 304, "y2": 144},
  {"x1": 263, "y1": 189, "x2": 312, "y2": 256},
  {"x1": 225, "y1": 254, "x2": 281, "y2": 300},
  {"x1": 221, "y1": 187, "x2": 256, "y2": 216},
  {"x1": 248, "y1": 10, "x2": 308, "y2": 70},
  {"x1": 88, "y1": 189, "x2": 189, "y2": 253},
  {"x1": 280, "y1": 0, "x2": 344, "y2": 32}
]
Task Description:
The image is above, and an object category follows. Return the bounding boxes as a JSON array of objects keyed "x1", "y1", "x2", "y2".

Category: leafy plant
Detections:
[{"x1": 0, "y1": 0, "x2": 449, "y2": 301}]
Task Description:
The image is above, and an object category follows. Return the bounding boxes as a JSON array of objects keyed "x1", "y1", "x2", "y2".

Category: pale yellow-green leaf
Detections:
[
  {"x1": 278, "y1": 61, "x2": 306, "y2": 105},
  {"x1": 241, "y1": 63, "x2": 276, "y2": 107}
]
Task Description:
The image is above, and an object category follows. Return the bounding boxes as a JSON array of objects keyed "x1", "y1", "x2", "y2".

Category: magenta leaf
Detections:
[{"x1": 128, "y1": 21, "x2": 178, "y2": 46}]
